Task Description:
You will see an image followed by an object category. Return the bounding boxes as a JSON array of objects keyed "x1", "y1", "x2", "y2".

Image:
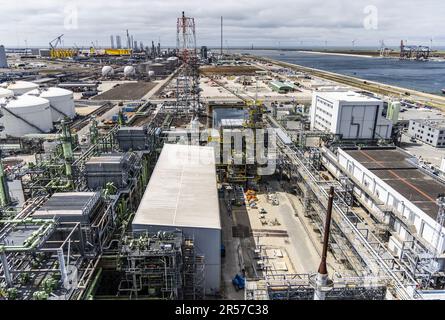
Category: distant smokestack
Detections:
[
  {"x1": 221, "y1": 16, "x2": 223, "y2": 56},
  {"x1": 116, "y1": 35, "x2": 122, "y2": 49}
]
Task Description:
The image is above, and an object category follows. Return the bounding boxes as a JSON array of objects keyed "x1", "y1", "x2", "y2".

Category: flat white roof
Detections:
[
  {"x1": 315, "y1": 91, "x2": 382, "y2": 103},
  {"x1": 132, "y1": 144, "x2": 221, "y2": 230},
  {"x1": 221, "y1": 118, "x2": 244, "y2": 128}
]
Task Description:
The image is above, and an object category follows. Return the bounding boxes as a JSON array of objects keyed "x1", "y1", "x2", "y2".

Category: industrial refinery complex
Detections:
[{"x1": 0, "y1": 9, "x2": 445, "y2": 304}]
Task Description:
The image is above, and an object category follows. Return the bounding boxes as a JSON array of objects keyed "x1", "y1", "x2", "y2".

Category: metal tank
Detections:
[
  {"x1": 123, "y1": 66, "x2": 136, "y2": 78},
  {"x1": 148, "y1": 63, "x2": 166, "y2": 76},
  {"x1": 101, "y1": 66, "x2": 114, "y2": 77},
  {"x1": 0, "y1": 95, "x2": 53, "y2": 137},
  {"x1": 7, "y1": 81, "x2": 39, "y2": 96},
  {"x1": 38, "y1": 88, "x2": 76, "y2": 122},
  {"x1": 0, "y1": 88, "x2": 13, "y2": 98}
]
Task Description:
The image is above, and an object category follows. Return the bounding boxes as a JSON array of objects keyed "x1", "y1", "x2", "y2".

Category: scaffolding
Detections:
[
  {"x1": 182, "y1": 237, "x2": 205, "y2": 300},
  {"x1": 117, "y1": 231, "x2": 183, "y2": 299},
  {"x1": 176, "y1": 11, "x2": 200, "y2": 113},
  {"x1": 246, "y1": 273, "x2": 387, "y2": 300},
  {"x1": 0, "y1": 215, "x2": 86, "y2": 300},
  {"x1": 268, "y1": 116, "x2": 419, "y2": 299},
  {"x1": 117, "y1": 231, "x2": 205, "y2": 300}
]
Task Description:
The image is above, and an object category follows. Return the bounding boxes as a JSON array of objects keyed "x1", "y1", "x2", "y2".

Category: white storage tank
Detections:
[
  {"x1": 148, "y1": 71, "x2": 155, "y2": 78},
  {"x1": 7, "y1": 81, "x2": 39, "y2": 96},
  {"x1": 123, "y1": 66, "x2": 135, "y2": 77},
  {"x1": 27, "y1": 87, "x2": 75, "y2": 122},
  {"x1": 0, "y1": 88, "x2": 13, "y2": 98},
  {"x1": 102, "y1": 66, "x2": 114, "y2": 77},
  {"x1": 167, "y1": 56, "x2": 179, "y2": 69},
  {"x1": 0, "y1": 96, "x2": 53, "y2": 137}
]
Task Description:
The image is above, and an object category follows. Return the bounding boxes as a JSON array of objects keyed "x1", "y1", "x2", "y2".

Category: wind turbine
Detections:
[{"x1": 352, "y1": 39, "x2": 357, "y2": 49}]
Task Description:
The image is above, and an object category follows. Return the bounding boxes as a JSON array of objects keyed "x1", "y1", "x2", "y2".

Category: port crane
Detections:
[
  {"x1": 400, "y1": 40, "x2": 431, "y2": 60},
  {"x1": 49, "y1": 34, "x2": 64, "y2": 50}
]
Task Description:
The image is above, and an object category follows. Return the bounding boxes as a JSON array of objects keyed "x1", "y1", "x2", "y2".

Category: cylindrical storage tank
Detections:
[
  {"x1": 167, "y1": 56, "x2": 179, "y2": 69},
  {"x1": 102, "y1": 66, "x2": 114, "y2": 77},
  {"x1": 148, "y1": 63, "x2": 165, "y2": 75},
  {"x1": 39, "y1": 88, "x2": 76, "y2": 122},
  {"x1": 123, "y1": 66, "x2": 136, "y2": 77},
  {"x1": 7, "y1": 81, "x2": 39, "y2": 96},
  {"x1": 0, "y1": 88, "x2": 14, "y2": 98},
  {"x1": 0, "y1": 96, "x2": 53, "y2": 137},
  {"x1": 148, "y1": 71, "x2": 155, "y2": 78},
  {"x1": 136, "y1": 63, "x2": 147, "y2": 75}
]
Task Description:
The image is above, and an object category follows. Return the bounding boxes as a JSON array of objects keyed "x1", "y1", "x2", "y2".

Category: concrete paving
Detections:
[
  {"x1": 274, "y1": 194, "x2": 320, "y2": 273},
  {"x1": 400, "y1": 132, "x2": 445, "y2": 166},
  {"x1": 219, "y1": 196, "x2": 245, "y2": 300}
]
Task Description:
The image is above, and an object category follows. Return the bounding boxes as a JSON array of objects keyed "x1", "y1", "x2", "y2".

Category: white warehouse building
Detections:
[
  {"x1": 132, "y1": 144, "x2": 221, "y2": 295},
  {"x1": 310, "y1": 91, "x2": 393, "y2": 140}
]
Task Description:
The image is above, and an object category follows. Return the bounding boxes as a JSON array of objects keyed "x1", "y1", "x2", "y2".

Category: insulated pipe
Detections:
[
  {"x1": 372, "y1": 105, "x2": 380, "y2": 140},
  {"x1": 1, "y1": 252, "x2": 12, "y2": 287},
  {"x1": 60, "y1": 120, "x2": 74, "y2": 188},
  {"x1": 314, "y1": 186, "x2": 335, "y2": 300},
  {"x1": 0, "y1": 150, "x2": 11, "y2": 207}
]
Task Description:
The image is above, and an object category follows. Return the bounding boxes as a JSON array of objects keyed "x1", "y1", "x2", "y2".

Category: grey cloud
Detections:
[{"x1": 0, "y1": 0, "x2": 443, "y2": 47}]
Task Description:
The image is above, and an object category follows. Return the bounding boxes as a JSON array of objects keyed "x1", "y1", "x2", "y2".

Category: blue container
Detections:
[{"x1": 123, "y1": 106, "x2": 136, "y2": 112}]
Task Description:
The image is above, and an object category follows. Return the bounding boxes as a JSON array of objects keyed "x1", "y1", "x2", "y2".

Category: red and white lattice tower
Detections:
[{"x1": 176, "y1": 11, "x2": 200, "y2": 112}]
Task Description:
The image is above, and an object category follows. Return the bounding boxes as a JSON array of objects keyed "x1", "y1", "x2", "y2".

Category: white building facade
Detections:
[
  {"x1": 408, "y1": 119, "x2": 445, "y2": 148},
  {"x1": 310, "y1": 91, "x2": 393, "y2": 140},
  {"x1": 323, "y1": 147, "x2": 445, "y2": 270}
]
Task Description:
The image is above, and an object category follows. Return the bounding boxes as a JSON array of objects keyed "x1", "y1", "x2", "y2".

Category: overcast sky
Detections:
[{"x1": 0, "y1": 0, "x2": 444, "y2": 48}]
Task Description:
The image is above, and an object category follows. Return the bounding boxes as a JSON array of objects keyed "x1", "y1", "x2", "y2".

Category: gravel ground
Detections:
[{"x1": 92, "y1": 82, "x2": 156, "y2": 100}]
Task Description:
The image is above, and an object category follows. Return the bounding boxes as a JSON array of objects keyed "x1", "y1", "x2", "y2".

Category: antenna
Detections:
[{"x1": 220, "y1": 16, "x2": 223, "y2": 56}]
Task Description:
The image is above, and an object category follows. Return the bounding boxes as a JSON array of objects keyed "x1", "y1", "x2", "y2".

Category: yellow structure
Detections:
[
  {"x1": 51, "y1": 48, "x2": 131, "y2": 59},
  {"x1": 50, "y1": 49, "x2": 77, "y2": 59},
  {"x1": 104, "y1": 49, "x2": 132, "y2": 56}
]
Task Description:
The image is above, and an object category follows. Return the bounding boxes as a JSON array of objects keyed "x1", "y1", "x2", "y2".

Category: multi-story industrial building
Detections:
[
  {"x1": 310, "y1": 91, "x2": 393, "y2": 140},
  {"x1": 323, "y1": 146, "x2": 445, "y2": 284},
  {"x1": 408, "y1": 119, "x2": 445, "y2": 148}
]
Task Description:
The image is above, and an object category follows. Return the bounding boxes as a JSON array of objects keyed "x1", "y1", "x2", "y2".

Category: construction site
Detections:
[{"x1": 1, "y1": 10, "x2": 445, "y2": 302}]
